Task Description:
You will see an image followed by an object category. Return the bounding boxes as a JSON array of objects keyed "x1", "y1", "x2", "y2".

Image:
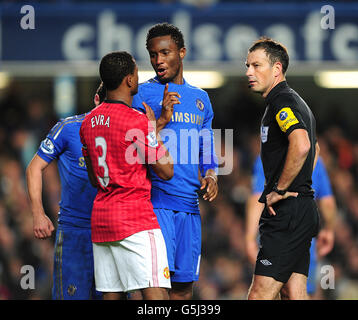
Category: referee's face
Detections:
[
  {"x1": 245, "y1": 49, "x2": 276, "y2": 98},
  {"x1": 147, "y1": 35, "x2": 185, "y2": 84}
]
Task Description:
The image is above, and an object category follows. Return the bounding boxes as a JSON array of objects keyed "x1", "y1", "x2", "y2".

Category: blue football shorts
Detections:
[
  {"x1": 52, "y1": 223, "x2": 102, "y2": 300},
  {"x1": 154, "y1": 209, "x2": 201, "y2": 283}
]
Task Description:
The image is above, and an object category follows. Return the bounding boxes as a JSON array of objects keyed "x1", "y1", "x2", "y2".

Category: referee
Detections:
[{"x1": 245, "y1": 37, "x2": 320, "y2": 300}]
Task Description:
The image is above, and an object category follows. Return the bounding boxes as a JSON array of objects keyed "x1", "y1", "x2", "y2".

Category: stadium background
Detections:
[{"x1": 1, "y1": 0, "x2": 358, "y2": 299}]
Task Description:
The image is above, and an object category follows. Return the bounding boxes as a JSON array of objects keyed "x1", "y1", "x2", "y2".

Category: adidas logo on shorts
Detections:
[{"x1": 260, "y1": 259, "x2": 272, "y2": 266}]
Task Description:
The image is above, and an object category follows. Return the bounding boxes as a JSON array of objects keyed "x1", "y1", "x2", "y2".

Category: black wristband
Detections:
[{"x1": 273, "y1": 183, "x2": 287, "y2": 196}]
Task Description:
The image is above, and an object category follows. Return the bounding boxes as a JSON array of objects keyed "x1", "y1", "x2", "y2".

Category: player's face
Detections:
[
  {"x1": 147, "y1": 35, "x2": 185, "y2": 84},
  {"x1": 130, "y1": 65, "x2": 139, "y2": 96},
  {"x1": 245, "y1": 49, "x2": 276, "y2": 98}
]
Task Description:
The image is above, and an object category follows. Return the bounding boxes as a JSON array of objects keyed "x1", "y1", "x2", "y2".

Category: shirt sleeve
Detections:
[
  {"x1": 273, "y1": 96, "x2": 307, "y2": 137},
  {"x1": 36, "y1": 120, "x2": 67, "y2": 163},
  {"x1": 199, "y1": 93, "x2": 219, "y2": 176}
]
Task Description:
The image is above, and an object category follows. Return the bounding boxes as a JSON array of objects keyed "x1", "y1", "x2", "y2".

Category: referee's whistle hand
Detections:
[{"x1": 266, "y1": 191, "x2": 298, "y2": 216}]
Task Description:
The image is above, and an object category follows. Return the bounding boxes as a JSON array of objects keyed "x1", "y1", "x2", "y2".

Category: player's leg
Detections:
[
  {"x1": 281, "y1": 243, "x2": 314, "y2": 300},
  {"x1": 102, "y1": 292, "x2": 126, "y2": 300},
  {"x1": 170, "y1": 212, "x2": 201, "y2": 300},
  {"x1": 92, "y1": 242, "x2": 124, "y2": 299},
  {"x1": 282, "y1": 272, "x2": 309, "y2": 300},
  {"x1": 251, "y1": 198, "x2": 298, "y2": 300},
  {"x1": 153, "y1": 209, "x2": 188, "y2": 299},
  {"x1": 52, "y1": 226, "x2": 64, "y2": 300},
  {"x1": 280, "y1": 286, "x2": 289, "y2": 300},
  {"x1": 153, "y1": 208, "x2": 176, "y2": 277},
  {"x1": 53, "y1": 224, "x2": 102, "y2": 300},
  {"x1": 141, "y1": 287, "x2": 169, "y2": 300},
  {"x1": 127, "y1": 290, "x2": 143, "y2": 300},
  {"x1": 248, "y1": 274, "x2": 284, "y2": 300},
  {"x1": 281, "y1": 198, "x2": 319, "y2": 300},
  {"x1": 81, "y1": 227, "x2": 102, "y2": 300},
  {"x1": 170, "y1": 282, "x2": 193, "y2": 300},
  {"x1": 113, "y1": 229, "x2": 171, "y2": 299}
]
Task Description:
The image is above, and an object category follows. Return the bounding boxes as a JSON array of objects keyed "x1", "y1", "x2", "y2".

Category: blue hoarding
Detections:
[{"x1": 1, "y1": 2, "x2": 358, "y2": 64}]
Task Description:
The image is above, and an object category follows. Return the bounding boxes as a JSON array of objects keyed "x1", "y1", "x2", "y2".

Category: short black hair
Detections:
[
  {"x1": 99, "y1": 51, "x2": 136, "y2": 91},
  {"x1": 146, "y1": 22, "x2": 185, "y2": 50},
  {"x1": 249, "y1": 37, "x2": 289, "y2": 74},
  {"x1": 96, "y1": 82, "x2": 106, "y2": 103}
]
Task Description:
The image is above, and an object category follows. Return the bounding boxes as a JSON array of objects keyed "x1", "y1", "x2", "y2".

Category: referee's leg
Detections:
[
  {"x1": 281, "y1": 272, "x2": 309, "y2": 300},
  {"x1": 247, "y1": 275, "x2": 284, "y2": 300}
]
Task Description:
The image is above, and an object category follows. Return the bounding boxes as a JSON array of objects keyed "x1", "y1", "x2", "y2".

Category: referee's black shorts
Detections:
[{"x1": 254, "y1": 196, "x2": 320, "y2": 283}]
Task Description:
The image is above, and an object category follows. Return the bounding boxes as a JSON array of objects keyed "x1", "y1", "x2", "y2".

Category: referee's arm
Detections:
[
  {"x1": 276, "y1": 128, "x2": 311, "y2": 191},
  {"x1": 266, "y1": 129, "x2": 309, "y2": 215}
]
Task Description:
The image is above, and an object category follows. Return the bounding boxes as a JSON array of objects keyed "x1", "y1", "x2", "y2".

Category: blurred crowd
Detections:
[
  {"x1": 196, "y1": 127, "x2": 358, "y2": 300},
  {"x1": 1, "y1": 79, "x2": 358, "y2": 300},
  {"x1": 0, "y1": 82, "x2": 58, "y2": 299}
]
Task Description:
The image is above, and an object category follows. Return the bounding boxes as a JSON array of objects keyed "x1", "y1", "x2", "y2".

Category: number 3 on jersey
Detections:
[{"x1": 95, "y1": 136, "x2": 109, "y2": 188}]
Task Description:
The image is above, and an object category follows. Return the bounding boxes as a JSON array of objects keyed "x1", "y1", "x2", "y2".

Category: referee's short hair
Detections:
[
  {"x1": 249, "y1": 37, "x2": 289, "y2": 74},
  {"x1": 99, "y1": 51, "x2": 136, "y2": 91},
  {"x1": 146, "y1": 22, "x2": 185, "y2": 50}
]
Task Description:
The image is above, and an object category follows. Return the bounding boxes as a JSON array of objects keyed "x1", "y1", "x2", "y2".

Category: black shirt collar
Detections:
[
  {"x1": 265, "y1": 81, "x2": 289, "y2": 105},
  {"x1": 104, "y1": 99, "x2": 131, "y2": 108}
]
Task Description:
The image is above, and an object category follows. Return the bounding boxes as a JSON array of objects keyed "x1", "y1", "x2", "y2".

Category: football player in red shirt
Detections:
[{"x1": 80, "y1": 51, "x2": 175, "y2": 300}]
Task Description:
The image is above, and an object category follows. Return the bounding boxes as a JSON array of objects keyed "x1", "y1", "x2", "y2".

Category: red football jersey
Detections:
[{"x1": 80, "y1": 100, "x2": 166, "y2": 242}]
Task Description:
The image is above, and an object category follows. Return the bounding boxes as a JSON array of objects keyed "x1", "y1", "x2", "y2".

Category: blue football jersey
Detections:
[
  {"x1": 252, "y1": 156, "x2": 265, "y2": 195},
  {"x1": 252, "y1": 155, "x2": 333, "y2": 199},
  {"x1": 132, "y1": 77, "x2": 218, "y2": 213},
  {"x1": 37, "y1": 114, "x2": 97, "y2": 227},
  {"x1": 312, "y1": 157, "x2": 333, "y2": 199}
]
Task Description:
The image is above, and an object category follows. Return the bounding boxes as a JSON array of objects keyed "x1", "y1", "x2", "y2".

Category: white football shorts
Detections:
[{"x1": 93, "y1": 228, "x2": 171, "y2": 292}]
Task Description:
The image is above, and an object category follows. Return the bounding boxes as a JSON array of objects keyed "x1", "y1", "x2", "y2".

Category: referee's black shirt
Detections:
[{"x1": 259, "y1": 81, "x2": 317, "y2": 203}]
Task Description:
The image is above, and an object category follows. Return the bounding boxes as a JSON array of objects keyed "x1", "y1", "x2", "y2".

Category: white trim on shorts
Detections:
[{"x1": 93, "y1": 228, "x2": 171, "y2": 292}]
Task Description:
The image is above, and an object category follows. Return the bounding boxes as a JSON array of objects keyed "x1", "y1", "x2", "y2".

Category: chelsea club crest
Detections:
[
  {"x1": 67, "y1": 284, "x2": 77, "y2": 296},
  {"x1": 196, "y1": 99, "x2": 204, "y2": 111}
]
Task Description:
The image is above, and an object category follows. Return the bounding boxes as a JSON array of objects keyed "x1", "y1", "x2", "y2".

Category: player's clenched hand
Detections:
[
  {"x1": 266, "y1": 191, "x2": 298, "y2": 216},
  {"x1": 33, "y1": 213, "x2": 55, "y2": 239},
  {"x1": 200, "y1": 175, "x2": 218, "y2": 202},
  {"x1": 160, "y1": 83, "x2": 180, "y2": 124}
]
